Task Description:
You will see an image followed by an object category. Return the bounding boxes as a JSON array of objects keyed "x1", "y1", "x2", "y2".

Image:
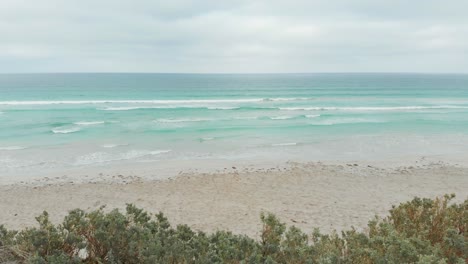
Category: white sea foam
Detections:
[
  {"x1": 74, "y1": 121, "x2": 105, "y2": 126},
  {"x1": 263, "y1": 97, "x2": 311, "y2": 102},
  {"x1": 0, "y1": 157, "x2": 17, "y2": 169},
  {"x1": 207, "y1": 106, "x2": 240, "y2": 110},
  {"x1": 310, "y1": 118, "x2": 383, "y2": 126},
  {"x1": 149, "y1": 150, "x2": 172, "y2": 155},
  {"x1": 74, "y1": 152, "x2": 111, "y2": 165},
  {"x1": 233, "y1": 116, "x2": 258, "y2": 120},
  {"x1": 101, "y1": 144, "x2": 128, "y2": 148},
  {"x1": 305, "y1": 114, "x2": 321, "y2": 118},
  {"x1": 280, "y1": 106, "x2": 468, "y2": 111},
  {"x1": 74, "y1": 149, "x2": 171, "y2": 165},
  {"x1": 0, "y1": 146, "x2": 27, "y2": 150},
  {"x1": 52, "y1": 127, "x2": 81, "y2": 134},
  {"x1": 270, "y1": 115, "x2": 295, "y2": 120},
  {"x1": 155, "y1": 118, "x2": 211, "y2": 123},
  {"x1": 101, "y1": 107, "x2": 140, "y2": 111},
  {"x1": 100, "y1": 106, "x2": 179, "y2": 111},
  {"x1": 0, "y1": 98, "x2": 308, "y2": 106},
  {"x1": 272, "y1": 142, "x2": 297, "y2": 146},
  {"x1": 102, "y1": 106, "x2": 241, "y2": 111},
  {"x1": 200, "y1": 137, "x2": 215, "y2": 141}
]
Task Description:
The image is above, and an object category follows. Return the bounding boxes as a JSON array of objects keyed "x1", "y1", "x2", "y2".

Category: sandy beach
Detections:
[{"x1": 1, "y1": 158, "x2": 467, "y2": 237}]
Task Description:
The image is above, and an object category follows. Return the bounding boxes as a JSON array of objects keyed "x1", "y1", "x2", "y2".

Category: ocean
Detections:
[{"x1": 1, "y1": 73, "x2": 468, "y2": 177}]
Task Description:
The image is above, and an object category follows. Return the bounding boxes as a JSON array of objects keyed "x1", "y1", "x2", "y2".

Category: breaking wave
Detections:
[
  {"x1": 101, "y1": 143, "x2": 129, "y2": 148},
  {"x1": 206, "y1": 106, "x2": 240, "y2": 110},
  {"x1": 52, "y1": 127, "x2": 81, "y2": 134},
  {"x1": 280, "y1": 106, "x2": 468, "y2": 111},
  {"x1": 272, "y1": 142, "x2": 297, "y2": 146},
  {"x1": 309, "y1": 118, "x2": 384, "y2": 126},
  {"x1": 74, "y1": 149, "x2": 171, "y2": 165},
  {"x1": 0, "y1": 146, "x2": 27, "y2": 151},
  {"x1": 270, "y1": 115, "x2": 296, "y2": 120},
  {"x1": 74, "y1": 121, "x2": 105, "y2": 126},
  {"x1": 154, "y1": 118, "x2": 212, "y2": 123},
  {"x1": 0, "y1": 98, "x2": 311, "y2": 106}
]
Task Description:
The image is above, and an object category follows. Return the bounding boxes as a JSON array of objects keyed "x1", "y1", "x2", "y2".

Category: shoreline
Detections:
[
  {"x1": 1, "y1": 159, "x2": 467, "y2": 237},
  {"x1": 2, "y1": 153, "x2": 468, "y2": 186}
]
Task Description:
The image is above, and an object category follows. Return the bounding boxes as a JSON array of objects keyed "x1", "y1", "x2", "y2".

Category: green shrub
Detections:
[{"x1": 0, "y1": 195, "x2": 466, "y2": 263}]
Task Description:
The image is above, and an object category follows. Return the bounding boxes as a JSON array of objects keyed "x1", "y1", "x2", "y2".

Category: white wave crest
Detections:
[
  {"x1": 280, "y1": 106, "x2": 468, "y2": 111},
  {"x1": 0, "y1": 98, "x2": 314, "y2": 106},
  {"x1": 270, "y1": 115, "x2": 295, "y2": 120},
  {"x1": 74, "y1": 149, "x2": 171, "y2": 165},
  {"x1": 207, "y1": 106, "x2": 240, "y2": 110},
  {"x1": 101, "y1": 143, "x2": 128, "y2": 148},
  {"x1": 102, "y1": 106, "x2": 241, "y2": 111},
  {"x1": 149, "y1": 150, "x2": 172, "y2": 155},
  {"x1": 233, "y1": 116, "x2": 258, "y2": 120},
  {"x1": 0, "y1": 99, "x2": 259, "y2": 105},
  {"x1": 74, "y1": 121, "x2": 105, "y2": 126},
  {"x1": 305, "y1": 114, "x2": 320, "y2": 118},
  {"x1": 52, "y1": 127, "x2": 81, "y2": 134},
  {"x1": 100, "y1": 106, "x2": 179, "y2": 111},
  {"x1": 310, "y1": 118, "x2": 383, "y2": 126},
  {"x1": 155, "y1": 118, "x2": 211, "y2": 123},
  {"x1": 263, "y1": 97, "x2": 311, "y2": 102},
  {"x1": 272, "y1": 142, "x2": 297, "y2": 146},
  {"x1": 0, "y1": 146, "x2": 27, "y2": 150}
]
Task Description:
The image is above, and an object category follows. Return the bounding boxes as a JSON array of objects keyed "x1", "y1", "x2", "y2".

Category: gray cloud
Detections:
[{"x1": 0, "y1": 0, "x2": 467, "y2": 73}]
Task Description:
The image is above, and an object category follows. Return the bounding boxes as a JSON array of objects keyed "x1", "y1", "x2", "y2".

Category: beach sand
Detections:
[{"x1": 0, "y1": 159, "x2": 467, "y2": 237}]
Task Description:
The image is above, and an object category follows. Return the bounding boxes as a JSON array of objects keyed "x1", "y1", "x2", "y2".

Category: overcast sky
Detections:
[{"x1": 1, "y1": 0, "x2": 467, "y2": 73}]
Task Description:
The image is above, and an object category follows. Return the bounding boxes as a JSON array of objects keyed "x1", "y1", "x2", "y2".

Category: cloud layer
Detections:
[{"x1": 1, "y1": 0, "x2": 467, "y2": 73}]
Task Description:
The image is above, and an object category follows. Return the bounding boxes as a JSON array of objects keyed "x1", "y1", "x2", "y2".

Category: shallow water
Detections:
[{"x1": 1, "y1": 73, "x2": 468, "y2": 175}]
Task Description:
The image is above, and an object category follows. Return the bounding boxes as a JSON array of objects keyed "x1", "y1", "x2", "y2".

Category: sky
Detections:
[{"x1": 1, "y1": 0, "x2": 467, "y2": 73}]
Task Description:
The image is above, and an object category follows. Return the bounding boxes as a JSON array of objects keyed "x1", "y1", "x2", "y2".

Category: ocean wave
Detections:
[
  {"x1": 280, "y1": 106, "x2": 468, "y2": 111},
  {"x1": 155, "y1": 115, "x2": 315, "y2": 123},
  {"x1": 154, "y1": 118, "x2": 212, "y2": 123},
  {"x1": 74, "y1": 149, "x2": 171, "y2": 165},
  {"x1": 207, "y1": 106, "x2": 240, "y2": 110},
  {"x1": 305, "y1": 114, "x2": 320, "y2": 118},
  {"x1": 149, "y1": 150, "x2": 172, "y2": 155},
  {"x1": 270, "y1": 115, "x2": 296, "y2": 120},
  {"x1": 233, "y1": 116, "x2": 259, "y2": 120},
  {"x1": 272, "y1": 142, "x2": 297, "y2": 146},
  {"x1": 268, "y1": 115, "x2": 319, "y2": 120},
  {"x1": 99, "y1": 106, "x2": 279, "y2": 111},
  {"x1": 100, "y1": 106, "x2": 234, "y2": 111},
  {"x1": 263, "y1": 97, "x2": 311, "y2": 102},
  {"x1": 74, "y1": 121, "x2": 105, "y2": 126},
  {"x1": 101, "y1": 107, "x2": 140, "y2": 111},
  {"x1": 101, "y1": 143, "x2": 129, "y2": 148},
  {"x1": 0, "y1": 146, "x2": 27, "y2": 150},
  {"x1": 52, "y1": 127, "x2": 81, "y2": 134},
  {"x1": 0, "y1": 98, "x2": 310, "y2": 106},
  {"x1": 99, "y1": 106, "x2": 179, "y2": 111},
  {"x1": 310, "y1": 118, "x2": 383, "y2": 126}
]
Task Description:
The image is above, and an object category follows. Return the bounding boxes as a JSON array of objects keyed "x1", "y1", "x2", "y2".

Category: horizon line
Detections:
[{"x1": 1, "y1": 71, "x2": 468, "y2": 75}]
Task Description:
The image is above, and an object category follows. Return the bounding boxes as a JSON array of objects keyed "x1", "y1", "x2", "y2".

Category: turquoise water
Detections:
[{"x1": 1, "y1": 73, "x2": 468, "y2": 174}]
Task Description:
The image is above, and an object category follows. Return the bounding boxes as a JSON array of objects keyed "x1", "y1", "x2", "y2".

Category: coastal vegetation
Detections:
[{"x1": 0, "y1": 194, "x2": 466, "y2": 263}]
